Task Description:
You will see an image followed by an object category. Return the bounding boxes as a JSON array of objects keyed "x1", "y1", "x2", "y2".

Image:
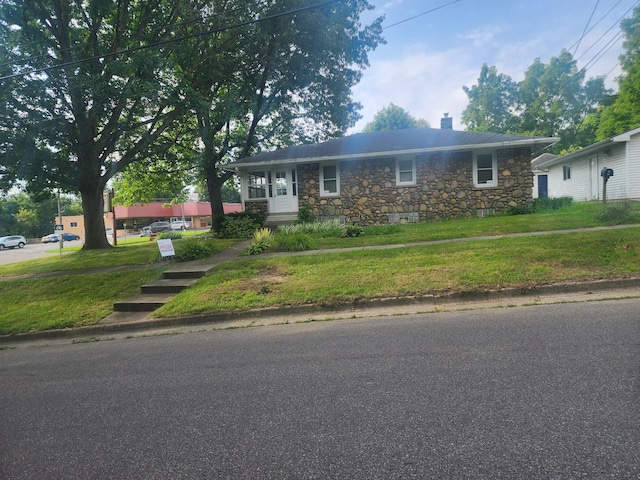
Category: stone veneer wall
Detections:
[
  {"x1": 297, "y1": 147, "x2": 533, "y2": 224},
  {"x1": 244, "y1": 199, "x2": 268, "y2": 218}
]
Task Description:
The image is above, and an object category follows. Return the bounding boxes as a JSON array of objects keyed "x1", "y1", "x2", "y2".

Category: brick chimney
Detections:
[{"x1": 440, "y1": 113, "x2": 453, "y2": 130}]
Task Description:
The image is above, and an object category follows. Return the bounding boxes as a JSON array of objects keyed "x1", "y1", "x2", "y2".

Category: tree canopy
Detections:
[
  {"x1": 462, "y1": 51, "x2": 610, "y2": 152},
  {"x1": 363, "y1": 103, "x2": 429, "y2": 132},
  {"x1": 0, "y1": 0, "x2": 384, "y2": 247},
  {"x1": 597, "y1": 5, "x2": 640, "y2": 139}
]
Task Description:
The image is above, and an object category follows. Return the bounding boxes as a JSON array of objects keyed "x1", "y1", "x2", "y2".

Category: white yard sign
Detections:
[{"x1": 157, "y1": 239, "x2": 175, "y2": 257}]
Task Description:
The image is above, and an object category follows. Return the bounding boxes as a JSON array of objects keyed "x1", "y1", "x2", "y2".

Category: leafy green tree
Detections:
[
  {"x1": 462, "y1": 64, "x2": 519, "y2": 133},
  {"x1": 363, "y1": 103, "x2": 429, "y2": 132},
  {"x1": 462, "y1": 52, "x2": 609, "y2": 152},
  {"x1": 177, "y1": 0, "x2": 384, "y2": 220},
  {"x1": 598, "y1": 5, "x2": 640, "y2": 139},
  {"x1": 0, "y1": 0, "x2": 192, "y2": 248}
]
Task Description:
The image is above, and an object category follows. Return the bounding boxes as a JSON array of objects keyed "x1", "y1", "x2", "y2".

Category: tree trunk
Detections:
[
  {"x1": 205, "y1": 166, "x2": 234, "y2": 230},
  {"x1": 81, "y1": 187, "x2": 111, "y2": 250}
]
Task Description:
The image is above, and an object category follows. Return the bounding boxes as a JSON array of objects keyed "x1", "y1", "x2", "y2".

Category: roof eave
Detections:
[{"x1": 227, "y1": 137, "x2": 560, "y2": 170}]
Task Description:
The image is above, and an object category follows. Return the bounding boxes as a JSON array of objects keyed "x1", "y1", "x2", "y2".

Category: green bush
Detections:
[
  {"x1": 340, "y1": 224, "x2": 366, "y2": 237},
  {"x1": 157, "y1": 231, "x2": 183, "y2": 240},
  {"x1": 296, "y1": 206, "x2": 315, "y2": 224},
  {"x1": 534, "y1": 196, "x2": 574, "y2": 212},
  {"x1": 273, "y1": 233, "x2": 315, "y2": 252},
  {"x1": 178, "y1": 238, "x2": 215, "y2": 261},
  {"x1": 242, "y1": 228, "x2": 273, "y2": 256},
  {"x1": 596, "y1": 201, "x2": 638, "y2": 225},
  {"x1": 278, "y1": 218, "x2": 342, "y2": 235},
  {"x1": 214, "y1": 212, "x2": 264, "y2": 238}
]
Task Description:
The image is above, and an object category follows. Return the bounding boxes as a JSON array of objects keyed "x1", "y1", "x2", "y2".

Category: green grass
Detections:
[
  {"x1": 0, "y1": 268, "x2": 164, "y2": 335},
  {"x1": 155, "y1": 226, "x2": 640, "y2": 317},
  {"x1": 1, "y1": 202, "x2": 639, "y2": 334},
  {"x1": 306, "y1": 202, "x2": 640, "y2": 249}
]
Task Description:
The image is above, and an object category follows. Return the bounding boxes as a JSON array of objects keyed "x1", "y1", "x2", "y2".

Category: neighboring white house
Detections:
[{"x1": 535, "y1": 126, "x2": 640, "y2": 201}]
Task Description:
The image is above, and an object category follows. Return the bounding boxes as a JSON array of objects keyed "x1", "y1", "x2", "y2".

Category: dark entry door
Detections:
[{"x1": 538, "y1": 175, "x2": 548, "y2": 199}]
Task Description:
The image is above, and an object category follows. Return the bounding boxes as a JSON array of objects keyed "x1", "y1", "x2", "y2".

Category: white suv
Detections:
[
  {"x1": 170, "y1": 221, "x2": 190, "y2": 230},
  {"x1": 0, "y1": 235, "x2": 27, "y2": 250}
]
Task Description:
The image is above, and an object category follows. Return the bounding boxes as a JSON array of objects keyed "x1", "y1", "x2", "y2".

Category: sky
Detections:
[{"x1": 349, "y1": 0, "x2": 639, "y2": 133}]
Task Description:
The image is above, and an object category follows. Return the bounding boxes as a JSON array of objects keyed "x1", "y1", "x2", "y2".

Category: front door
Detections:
[{"x1": 268, "y1": 168, "x2": 298, "y2": 214}]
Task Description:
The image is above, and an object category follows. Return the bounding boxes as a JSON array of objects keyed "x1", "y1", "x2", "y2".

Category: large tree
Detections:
[
  {"x1": 362, "y1": 103, "x2": 429, "y2": 132},
  {"x1": 462, "y1": 51, "x2": 609, "y2": 152},
  {"x1": 177, "y1": 0, "x2": 384, "y2": 220},
  {"x1": 597, "y1": 5, "x2": 640, "y2": 139},
  {"x1": 0, "y1": 0, "x2": 193, "y2": 248},
  {"x1": 461, "y1": 64, "x2": 519, "y2": 133}
]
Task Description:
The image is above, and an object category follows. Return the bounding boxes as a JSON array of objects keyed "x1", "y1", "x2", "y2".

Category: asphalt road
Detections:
[
  {"x1": 0, "y1": 240, "x2": 77, "y2": 265},
  {"x1": 1, "y1": 300, "x2": 639, "y2": 479}
]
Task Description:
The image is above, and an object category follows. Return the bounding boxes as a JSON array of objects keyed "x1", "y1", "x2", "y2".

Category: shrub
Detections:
[
  {"x1": 157, "y1": 231, "x2": 183, "y2": 240},
  {"x1": 296, "y1": 206, "x2": 315, "y2": 224},
  {"x1": 278, "y1": 218, "x2": 342, "y2": 235},
  {"x1": 273, "y1": 233, "x2": 315, "y2": 252},
  {"x1": 179, "y1": 238, "x2": 215, "y2": 261},
  {"x1": 534, "y1": 197, "x2": 573, "y2": 212},
  {"x1": 596, "y1": 201, "x2": 638, "y2": 225},
  {"x1": 340, "y1": 223, "x2": 365, "y2": 237},
  {"x1": 214, "y1": 212, "x2": 264, "y2": 238},
  {"x1": 507, "y1": 205, "x2": 535, "y2": 215},
  {"x1": 242, "y1": 228, "x2": 273, "y2": 256}
]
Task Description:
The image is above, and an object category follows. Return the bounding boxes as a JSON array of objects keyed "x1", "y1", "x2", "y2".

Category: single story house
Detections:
[
  {"x1": 227, "y1": 126, "x2": 558, "y2": 224},
  {"x1": 535, "y1": 126, "x2": 640, "y2": 202}
]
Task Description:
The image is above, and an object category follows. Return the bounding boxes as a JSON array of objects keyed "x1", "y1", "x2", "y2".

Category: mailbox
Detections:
[{"x1": 601, "y1": 168, "x2": 614, "y2": 179}]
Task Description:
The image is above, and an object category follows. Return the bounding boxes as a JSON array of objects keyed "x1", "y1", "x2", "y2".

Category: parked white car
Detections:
[
  {"x1": 170, "y1": 221, "x2": 190, "y2": 230},
  {"x1": 0, "y1": 235, "x2": 27, "y2": 250}
]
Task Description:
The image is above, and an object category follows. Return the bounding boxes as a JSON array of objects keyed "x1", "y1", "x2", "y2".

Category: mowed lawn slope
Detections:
[{"x1": 1, "y1": 202, "x2": 639, "y2": 334}]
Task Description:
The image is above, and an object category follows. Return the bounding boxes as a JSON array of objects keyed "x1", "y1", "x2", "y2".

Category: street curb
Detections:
[{"x1": 2, "y1": 277, "x2": 639, "y2": 344}]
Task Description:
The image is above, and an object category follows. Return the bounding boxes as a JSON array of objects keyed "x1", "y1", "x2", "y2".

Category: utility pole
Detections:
[{"x1": 57, "y1": 189, "x2": 63, "y2": 253}]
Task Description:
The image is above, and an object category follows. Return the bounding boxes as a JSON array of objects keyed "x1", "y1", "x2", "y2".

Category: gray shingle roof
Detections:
[{"x1": 229, "y1": 128, "x2": 558, "y2": 168}]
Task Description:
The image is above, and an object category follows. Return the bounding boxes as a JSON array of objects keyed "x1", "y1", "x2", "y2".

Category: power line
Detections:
[
  {"x1": 383, "y1": 0, "x2": 461, "y2": 30},
  {"x1": 573, "y1": 0, "x2": 600, "y2": 56},
  {"x1": 0, "y1": 0, "x2": 341, "y2": 82}
]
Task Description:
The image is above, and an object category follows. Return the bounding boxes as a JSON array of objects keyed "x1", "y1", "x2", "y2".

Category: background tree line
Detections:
[
  {"x1": 462, "y1": 5, "x2": 640, "y2": 153},
  {"x1": 0, "y1": 193, "x2": 82, "y2": 238}
]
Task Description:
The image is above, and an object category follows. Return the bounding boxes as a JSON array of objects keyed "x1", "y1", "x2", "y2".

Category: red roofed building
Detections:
[{"x1": 104, "y1": 201, "x2": 242, "y2": 231}]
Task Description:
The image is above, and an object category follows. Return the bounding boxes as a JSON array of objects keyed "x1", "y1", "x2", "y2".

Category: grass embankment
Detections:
[
  {"x1": 0, "y1": 236, "x2": 238, "y2": 335},
  {"x1": 1, "y1": 202, "x2": 639, "y2": 335},
  {"x1": 155, "y1": 227, "x2": 640, "y2": 317}
]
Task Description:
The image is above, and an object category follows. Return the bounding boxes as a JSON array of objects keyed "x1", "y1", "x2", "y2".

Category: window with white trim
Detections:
[
  {"x1": 247, "y1": 172, "x2": 266, "y2": 198},
  {"x1": 473, "y1": 152, "x2": 497, "y2": 188},
  {"x1": 563, "y1": 164, "x2": 571, "y2": 180},
  {"x1": 320, "y1": 163, "x2": 340, "y2": 196},
  {"x1": 396, "y1": 158, "x2": 416, "y2": 185}
]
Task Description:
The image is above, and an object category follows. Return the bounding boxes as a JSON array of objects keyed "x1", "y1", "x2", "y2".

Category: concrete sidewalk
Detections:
[{"x1": 2, "y1": 225, "x2": 640, "y2": 344}]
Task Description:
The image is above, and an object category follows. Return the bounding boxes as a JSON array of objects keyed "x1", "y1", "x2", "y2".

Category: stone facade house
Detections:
[{"x1": 227, "y1": 127, "x2": 558, "y2": 224}]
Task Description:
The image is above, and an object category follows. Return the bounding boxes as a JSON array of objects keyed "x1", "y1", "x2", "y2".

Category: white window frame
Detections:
[
  {"x1": 473, "y1": 151, "x2": 498, "y2": 188},
  {"x1": 247, "y1": 171, "x2": 267, "y2": 199},
  {"x1": 396, "y1": 158, "x2": 416, "y2": 185},
  {"x1": 320, "y1": 162, "x2": 340, "y2": 197},
  {"x1": 563, "y1": 164, "x2": 571, "y2": 181}
]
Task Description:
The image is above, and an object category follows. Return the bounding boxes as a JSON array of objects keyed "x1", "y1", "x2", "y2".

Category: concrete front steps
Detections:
[{"x1": 113, "y1": 267, "x2": 207, "y2": 313}]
